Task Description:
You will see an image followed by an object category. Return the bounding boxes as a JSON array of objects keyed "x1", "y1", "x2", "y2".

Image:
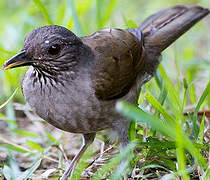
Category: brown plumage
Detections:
[{"x1": 3, "y1": 5, "x2": 209, "y2": 179}]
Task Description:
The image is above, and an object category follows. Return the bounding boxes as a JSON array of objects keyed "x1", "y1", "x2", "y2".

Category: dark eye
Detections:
[{"x1": 48, "y1": 44, "x2": 61, "y2": 56}]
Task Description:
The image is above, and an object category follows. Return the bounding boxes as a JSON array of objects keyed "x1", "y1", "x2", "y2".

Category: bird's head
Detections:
[{"x1": 2, "y1": 25, "x2": 88, "y2": 76}]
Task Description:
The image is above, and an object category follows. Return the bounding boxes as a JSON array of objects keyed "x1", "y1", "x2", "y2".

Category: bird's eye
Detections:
[{"x1": 48, "y1": 44, "x2": 61, "y2": 56}]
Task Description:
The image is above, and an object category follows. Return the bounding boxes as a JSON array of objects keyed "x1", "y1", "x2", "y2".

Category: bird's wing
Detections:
[{"x1": 82, "y1": 28, "x2": 144, "y2": 100}]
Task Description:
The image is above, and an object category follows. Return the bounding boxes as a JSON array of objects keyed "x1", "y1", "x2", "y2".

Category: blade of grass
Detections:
[
  {"x1": 11, "y1": 129, "x2": 40, "y2": 138},
  {"x1": 67, "y1": 0, "x2": 83, "y2": 36},
  {"x1": 135, "y1": 140, "x2": 176, "y2": 149},
  {"x1": 176, "y1": 123, "x2": 190, "y2": 180},
  {"x1": 33, "y1": 0, "x2": 53, "y2": 25},
  {"x1": 154, "y1": 70, "x2": 163, "y2": 89},
  {"x1": 101, "y1": 0, "x2": 119, "y2": 27},
  {"x1": 71, "y1": 145, "x2": 93, "y2": 179},
  {"x1": 110, "y1": 158, "x2": 130, "y2": 180},
  {"x1": 1, "y1": 88, "x2": 19, "y2": 130},
  {"x1": 129, "y1": 120, "x2": 136, "y2": 141},
  {"x1": 197, "y1": 113, "x2": 205, "y2": 144},
  {"x1": 144, "y1": 92, "x2": 174, "y2": 125},
  {"x1": 45, "y1": 131, "x2": 59, "y2": 145},
  {"x1": 187, "y1": 70, "x2": 197, "y2": 104},
  {"x1": 17, "y1": 158, "x2": 42, "y2": 180},
  {"x1": 159, "y1": 64, "x2": 182, "y2": 112},
  {"x1": 182, "y1": 78, "x2": 189, "y2": 111},
  {"x1": 154, "y1": 71, "x2": 168, "y2": 125},
  {"x1": 116, "y1": 101, "x2": 175, "y2": 139},
  {"x1": 174, "y1": 45, "x2": 181, "y2": 96},
  {"x1": 122, "y1": 14, "x2": 138, "y2": 28},
  {"x1": 55, "y1": 2, "x2": 67, "y2": 25},
  {"x1": 27, "y1": 140, "x2": 44, "y2": 153},
  {"x1": 182, "y1": 134, "x2": 207, "y2": 168},
  {"x1": 3, "y1": 157, "x2": 21, "y2": 179},
  {"x1": 0, "y1": 88, "x2": 18, "y2": 109},
  {"x1": 96, "y1": 0, "x2": 103, "y2": 29},
  {"x1": 159, "y1": 63, "x2": 187, "y2": 145},
  {"x1": 194, "y1": 81, "x2": 210, "y2": 116},
  {"x1": 157, "y1": 86, "x2": 167, "y2": 106},
  {"x1": 0, "y1": 144, "x2": 29, "y2": 153},
  {"x1": 192, "y1": 81, "x2": 210, "y2": 139}
]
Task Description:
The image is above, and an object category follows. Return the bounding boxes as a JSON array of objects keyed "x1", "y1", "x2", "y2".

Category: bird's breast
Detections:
[{"x1": 22, "y1": 67, "x2": 116, "y2": 133}]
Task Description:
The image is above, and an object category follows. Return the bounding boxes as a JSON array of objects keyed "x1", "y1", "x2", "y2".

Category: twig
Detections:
[{"x1": 183, "y1": 110, "x2": 210, "y2": 117}]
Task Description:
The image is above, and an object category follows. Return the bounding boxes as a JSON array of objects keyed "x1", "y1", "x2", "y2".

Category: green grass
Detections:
[{"x1": 0, "y1": 0, "x2": 209, "y2": 179}]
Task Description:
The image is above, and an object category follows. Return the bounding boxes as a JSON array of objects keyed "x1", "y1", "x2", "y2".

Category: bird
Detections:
[{"x1": 2, "y1": 5, "x2": 209, "y2": 180}]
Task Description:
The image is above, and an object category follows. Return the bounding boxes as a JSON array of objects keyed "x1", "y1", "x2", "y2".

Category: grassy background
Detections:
[{"x1": 0, "y1": 0, "x2": 209, "y2": 179}]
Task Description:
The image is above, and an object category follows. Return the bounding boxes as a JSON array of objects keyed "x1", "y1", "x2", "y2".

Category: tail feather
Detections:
[{"x1": 139, "y1": 5, "x2": 209, "y2": 52}]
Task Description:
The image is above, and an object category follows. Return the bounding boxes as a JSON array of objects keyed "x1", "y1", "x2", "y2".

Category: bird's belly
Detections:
[
  {"x1": 41, "y1": 96, "x2": 115, "y2": 134},
  {"x1": 25, "y1": 91, "x2": 115, "y2": 133}
]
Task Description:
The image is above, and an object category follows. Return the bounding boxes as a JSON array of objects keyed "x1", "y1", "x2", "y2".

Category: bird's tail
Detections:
[{"x1": 138, "y1": 5, "x2": 209, "y2": 52}]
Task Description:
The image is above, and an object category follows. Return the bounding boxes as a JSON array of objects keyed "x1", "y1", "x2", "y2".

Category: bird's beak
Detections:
[{"x1": 2, "y1": 51, "x2": 31, "y2": 70}]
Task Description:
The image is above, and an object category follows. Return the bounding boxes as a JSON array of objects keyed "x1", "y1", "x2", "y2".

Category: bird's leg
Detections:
[
  {"x1": 60, "y1": 132, "x2": 96, "y2": 180},
  {"x1": 113, "y1": 120, "x2": 131, "y2": 168}
]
